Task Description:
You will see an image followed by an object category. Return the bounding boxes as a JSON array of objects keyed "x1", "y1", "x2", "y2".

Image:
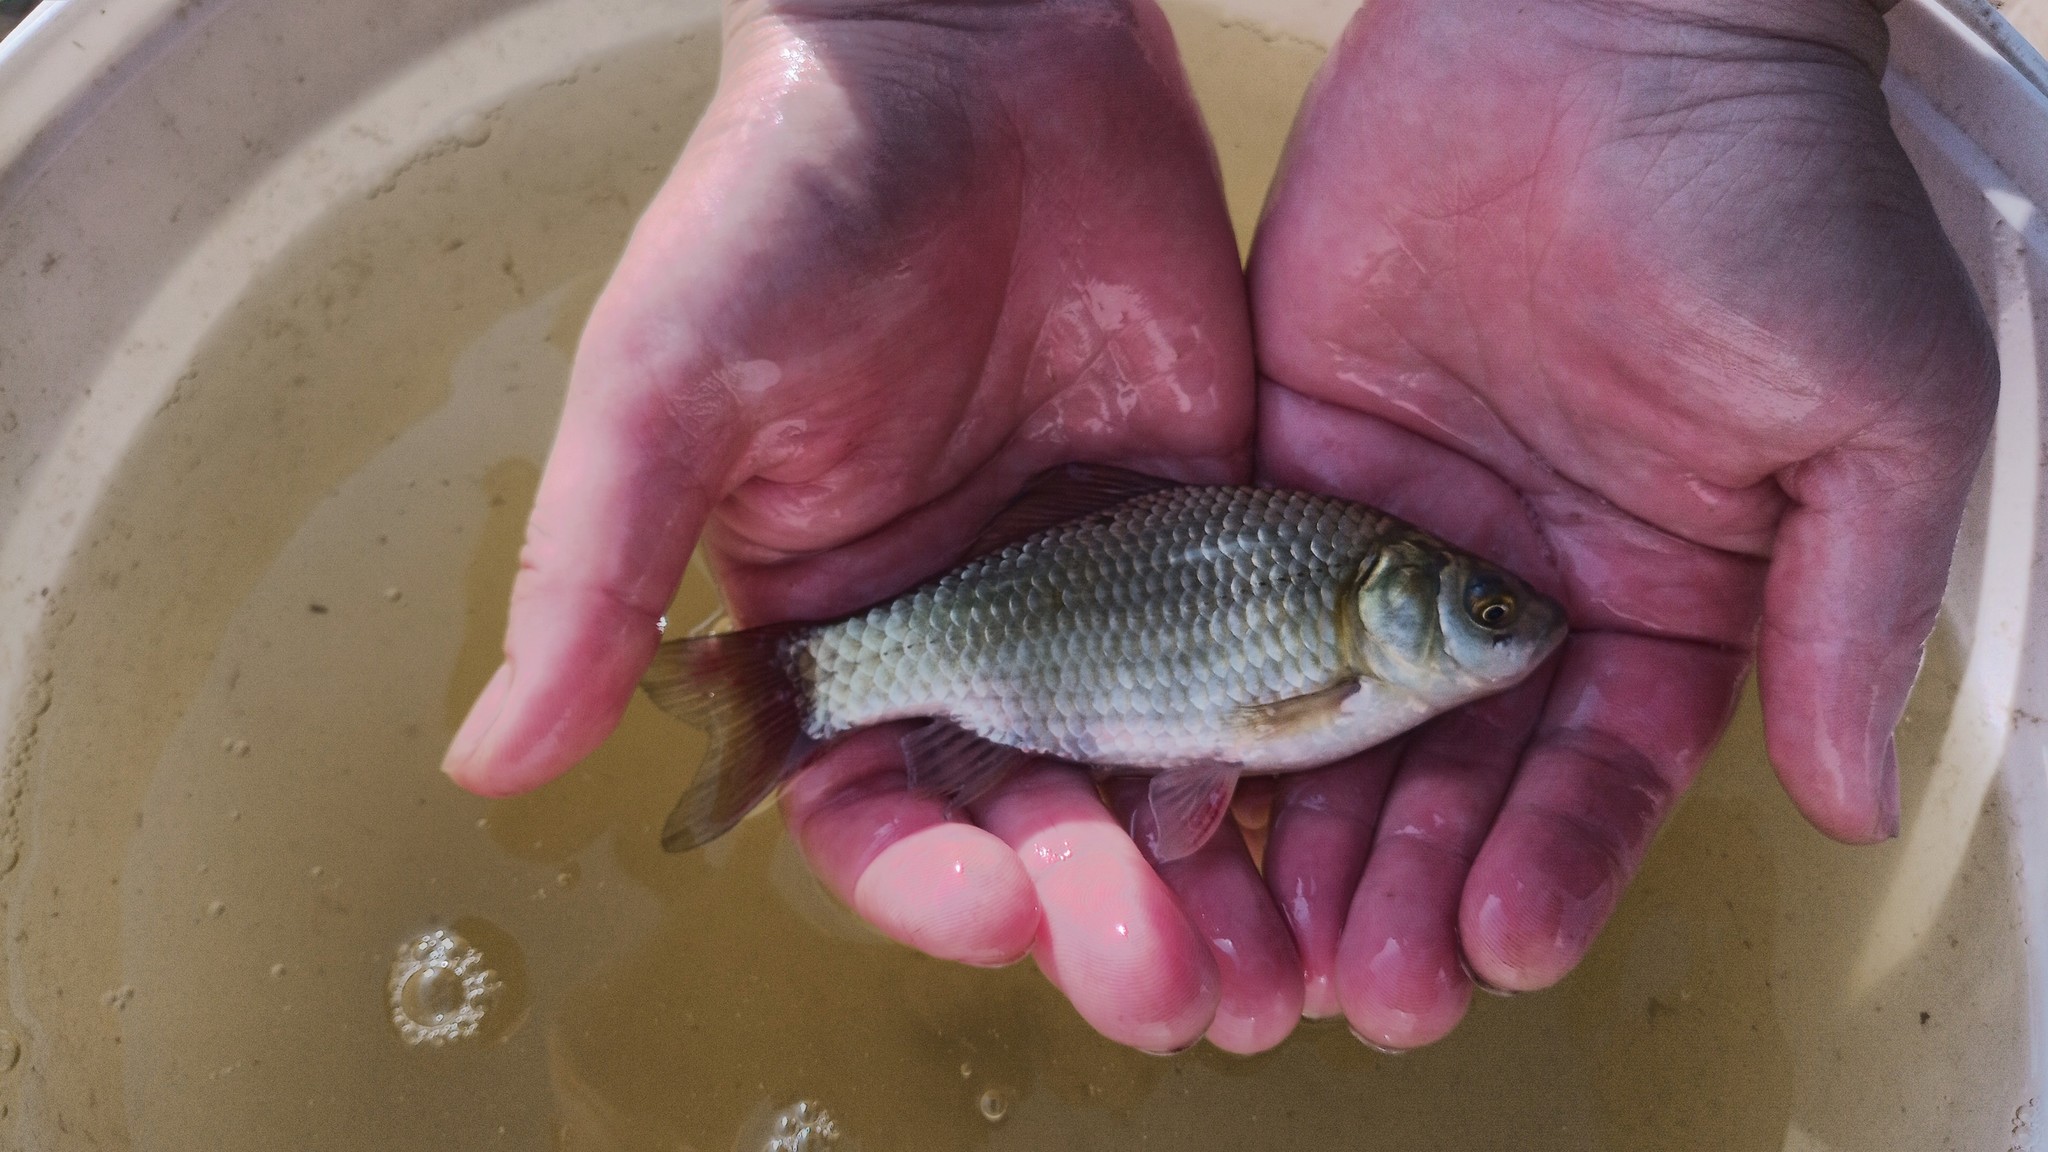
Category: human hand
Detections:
[
  {"x1": 441, "y1": 0, "x2": 1292, "y2": 1053},
  {"x1": 1247, "y1": 0, "x2": 1997, "y2": 1049}
]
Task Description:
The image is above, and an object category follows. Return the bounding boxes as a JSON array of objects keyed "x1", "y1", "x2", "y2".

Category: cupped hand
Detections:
[
  {"x1": 1249, "y1": 0, "x2": 1997, "y2": 1048},
  {"x1": 441, "y1": 0, "x2": 1295, "y2": 1053}
]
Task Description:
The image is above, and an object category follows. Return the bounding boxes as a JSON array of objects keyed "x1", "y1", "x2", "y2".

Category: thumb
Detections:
[
  {"x1": 442, "y1": 296, "x2": 738, "y2": 796},
  {"x1": 1759, "y1": 403, "x2": 1992, "y2": 842}
]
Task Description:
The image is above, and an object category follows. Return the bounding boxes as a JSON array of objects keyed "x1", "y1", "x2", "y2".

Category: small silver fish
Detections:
[{"x1": 644, "y1": 466, "x2": 1566, "y2": 860}]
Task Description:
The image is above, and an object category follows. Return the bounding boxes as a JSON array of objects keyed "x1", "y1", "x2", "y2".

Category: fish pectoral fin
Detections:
[
  {"x1": 1229, "y1": 680, "x2": 1362, "y2": 739},
  {"x1": 901, "y1": 719, "x2": 1031, "y2": 814},
  {"x1": 1145, "y1": 765, "x2": 1241, "y2": 863},
  {"x1": 961, "y1": 464, "x2": 1180, "y2": 560}
]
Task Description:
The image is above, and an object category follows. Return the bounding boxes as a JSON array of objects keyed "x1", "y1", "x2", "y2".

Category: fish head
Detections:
[
  {"x1": 1432, "y1": 550, "x2": 1568, "y2": 691},
  {"x1": 1350, "y1": 538, "x2": 1567, "y2": 702}
]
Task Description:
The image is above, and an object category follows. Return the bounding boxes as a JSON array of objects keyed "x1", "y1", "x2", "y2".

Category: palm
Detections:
[
  {"x1": 1249, "y1": 0, "x2": 1995, "y2": 1045},
  {"x1": 587, "y1": 2, "x2": 1252, "y2": 624}
]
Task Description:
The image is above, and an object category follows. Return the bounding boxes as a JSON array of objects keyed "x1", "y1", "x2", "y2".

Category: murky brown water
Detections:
[{"x1": 0, "y1": 9, "x2": 2031, "y2": 1151}]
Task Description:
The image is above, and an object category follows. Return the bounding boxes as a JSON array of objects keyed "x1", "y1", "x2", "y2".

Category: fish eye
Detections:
[{"x1": 1465, "y1": 576, "x2": 1519, "y2": 631}]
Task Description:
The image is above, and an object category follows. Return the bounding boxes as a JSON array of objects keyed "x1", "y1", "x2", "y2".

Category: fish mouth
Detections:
[{"x1": 1520, "y1": 593, "x2": 1571, "y2": 656}]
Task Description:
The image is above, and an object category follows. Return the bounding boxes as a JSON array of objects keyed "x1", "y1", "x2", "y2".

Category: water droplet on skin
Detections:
[
  {"x1": 388, "y1": 928, "x2": 502, "y2": 1047},
  {"x1": 269, "y1": 963, "x2": 287, "y2": 979},
  {"x1": 978, "y1": 1087, "x2": 1013, "y2": 1123},
  {"x1": 0, "y1": 1030, "x2": 20, "y2": 1071},
  {"x1": 382, "y1": 586, "x2": 403, "y2": 602},
  {"x1": 207, "y1": 900, "x2": 227, "y2": 918}
]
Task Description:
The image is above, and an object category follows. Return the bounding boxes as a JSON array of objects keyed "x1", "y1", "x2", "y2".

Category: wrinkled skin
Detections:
[{"x1": 445, "y1": 0, "x2": 1997, "y2": 1056}]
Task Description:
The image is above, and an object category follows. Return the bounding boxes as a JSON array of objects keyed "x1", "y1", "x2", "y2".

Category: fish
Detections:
[{"x1": 642, "y1": 465, "x2": 1567, "y2": 861}]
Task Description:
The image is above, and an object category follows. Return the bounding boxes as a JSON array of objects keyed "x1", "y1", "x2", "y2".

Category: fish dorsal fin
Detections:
[
  {"x1": 1144, "y1": 765, "x2": 1241, "y2": 863},
  {"x1": 1230, "y1": 680, "x2": 1361, "y2": 739},
  {"x1": 900, "y1": 719, "x2": 1030, "y2": 814},
  {"x1": 961, "y1": 464, "x2": 1182, "y2": 560}
]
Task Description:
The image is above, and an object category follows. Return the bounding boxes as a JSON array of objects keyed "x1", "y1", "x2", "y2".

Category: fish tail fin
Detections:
[{"x1": 641, "y1": 625, "x2": 816, "y2": 852}]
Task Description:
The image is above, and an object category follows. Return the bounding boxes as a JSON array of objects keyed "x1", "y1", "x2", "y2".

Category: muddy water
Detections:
[{"x1": 0, "y1": 8, "x2": 2030, "y2": 1151}]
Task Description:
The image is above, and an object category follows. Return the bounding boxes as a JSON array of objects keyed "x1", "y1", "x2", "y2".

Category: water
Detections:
[{"x1": 0, "y1": 7, "x2": 2031, "y2": 1151}]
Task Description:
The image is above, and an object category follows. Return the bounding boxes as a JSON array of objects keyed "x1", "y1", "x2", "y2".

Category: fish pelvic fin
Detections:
[
  {"x1": 1144, "y1": 765, "x2": 1241, "y2": 863},
  {"x1": 641, "y1": 625, "x2": 817, "y2": 853}
]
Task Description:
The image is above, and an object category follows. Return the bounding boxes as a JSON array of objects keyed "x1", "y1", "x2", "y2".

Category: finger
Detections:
[
  {"x1": 1333, "y1": 676, "x2": 1546, "y2": 1050},
  {"x1": 972, "y1": 765, "x2": 1219, "y2": 1053},
  {"x1": 1260, "y1": 744, "x2": 1403, "y2": 1019},
  {"x1": 442, "y1": 287, "x2": 739, "y2": 797},
  {"x1": 780, "y1": 727, "x2": 1039, "y2": 967},
  {"x1": 1461, "y1": 633, "x2": 1746, "y2": 991},
  {"x1": 1108, "y1": 779, "x2": 1305, "y2": 1055},
  {"x1": 1762, "y1": 431, "x2": 1989, "y2": 842}
]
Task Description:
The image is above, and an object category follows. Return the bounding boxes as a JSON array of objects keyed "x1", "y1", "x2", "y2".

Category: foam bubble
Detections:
[{"x1": 387, "y1": 928, "x2": 502, "y2": 1047}]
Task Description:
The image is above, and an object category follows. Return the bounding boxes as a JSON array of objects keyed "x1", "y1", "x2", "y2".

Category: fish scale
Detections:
[{"x1": 791, "y1": 487, "x2": 1388, "y2": 768}]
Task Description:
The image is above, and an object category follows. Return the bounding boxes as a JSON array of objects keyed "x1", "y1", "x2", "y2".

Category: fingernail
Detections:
[
  {"x1": 1459, "y1": 954, "x2": 1519, "y2": 998},
  {"x1": 1347, "y1": 1025, "x2": 1409, "y2": 1055},
  {"x1": 1137, "y1": 1038, "x2": 1202, "y2": 1057},
  {"x1": 1300, "y1": 975, "x2": 1341, "y2": 1020},
  {"x1": 1877, "y1": 735, "x2": 1902, "y2": 840},
  {"x1": 445, "y1": 662, "x2": 514, "y2": 781}
]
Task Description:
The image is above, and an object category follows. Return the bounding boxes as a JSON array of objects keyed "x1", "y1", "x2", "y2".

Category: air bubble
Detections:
[
  {"x1": 978, "y1": 1087, "x2": 1013, "y2": 1123},
  {"x1": 388, "y1": 928, "x2": 502, "y2": 1047}
]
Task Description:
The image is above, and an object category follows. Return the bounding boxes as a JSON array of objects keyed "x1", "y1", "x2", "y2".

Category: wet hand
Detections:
[
  {"x1": 441, "y1": 0, "x2": 1280, "y2": 1053},
  {"x1": 1249, "y1": 0, "x2": 1996, "y2": 1048}
]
